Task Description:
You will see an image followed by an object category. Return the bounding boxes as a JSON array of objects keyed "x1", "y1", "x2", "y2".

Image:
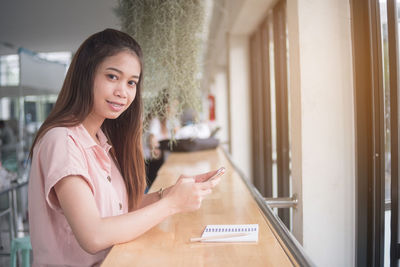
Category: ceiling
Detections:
[{"x1": 0, "y1": 0, "x2": 120, "y2": 55}]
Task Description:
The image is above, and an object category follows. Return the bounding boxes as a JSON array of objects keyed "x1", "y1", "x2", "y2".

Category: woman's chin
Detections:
[{"x1": 105, "y1": 112, "x2": 123, "y2": 120}]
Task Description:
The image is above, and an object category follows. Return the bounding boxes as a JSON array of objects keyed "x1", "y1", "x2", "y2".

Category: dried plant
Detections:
[{"x1": 115, "y1": 0, "x2": 206, "y2": 130}]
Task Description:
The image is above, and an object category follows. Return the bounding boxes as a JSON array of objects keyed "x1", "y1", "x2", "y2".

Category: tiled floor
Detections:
[
  {"x1": 0, "y1": 188, "x2": 30, "y2": 267},
  {"x1": 0, "y1": 214, "x2": 12, "y2": 267}
]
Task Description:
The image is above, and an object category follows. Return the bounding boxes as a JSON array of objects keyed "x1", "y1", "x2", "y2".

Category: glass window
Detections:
[{"x1": 0, "y1": 55, "x2": 19, "y2": 86}]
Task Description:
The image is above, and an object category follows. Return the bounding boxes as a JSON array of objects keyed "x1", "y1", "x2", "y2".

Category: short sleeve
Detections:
[{"x1": 36, "y1": 128, "x2": 95, "y2": 213}]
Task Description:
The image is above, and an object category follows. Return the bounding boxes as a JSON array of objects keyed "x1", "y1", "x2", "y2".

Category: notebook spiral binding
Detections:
[{"x1": 205, "y1": 226, "x2": 257, "y2": 233}]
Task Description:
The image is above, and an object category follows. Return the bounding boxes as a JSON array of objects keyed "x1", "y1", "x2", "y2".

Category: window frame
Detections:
[
  {"x1": 351, "y1": 0, "x2": 400, "y2": 265},
  {"x1": 249, "y1": 0, "x2": 291, "y2": 228}
]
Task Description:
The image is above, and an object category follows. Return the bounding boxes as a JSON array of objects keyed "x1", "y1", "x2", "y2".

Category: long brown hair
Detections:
[{"x1": 30, "y1": 29, "x2": 146, "y2": 211}]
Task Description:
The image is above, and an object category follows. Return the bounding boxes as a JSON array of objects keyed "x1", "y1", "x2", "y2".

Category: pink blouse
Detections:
[{"x1": 28, "y1": 124, "x2": 128, "y2": 266}]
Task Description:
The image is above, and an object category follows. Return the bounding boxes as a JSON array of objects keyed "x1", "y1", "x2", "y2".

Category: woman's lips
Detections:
[{"x1": 106, "y1": 100, "x2": 124, "y2": 112}]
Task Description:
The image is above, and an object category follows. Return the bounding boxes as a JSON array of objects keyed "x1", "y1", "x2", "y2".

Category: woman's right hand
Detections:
[{"x1": 163, "y1": 177, "x2": 212, "y2": 214}]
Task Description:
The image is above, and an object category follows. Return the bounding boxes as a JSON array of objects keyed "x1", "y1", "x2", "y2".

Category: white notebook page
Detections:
[{"x1": 200, "y1": 224, "x2": 259, "y2": 242}]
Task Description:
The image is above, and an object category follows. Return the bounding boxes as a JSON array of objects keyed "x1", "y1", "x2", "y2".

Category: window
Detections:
[
  {"x1": 249, "y1": 0, "x2": 291, "y2": 229},
  {"x1": 352, "y1": 0, "x2": 400, "y2": 265},
  {"x1": 0, "y1": 55, "x2": 19, "y2": 86}
]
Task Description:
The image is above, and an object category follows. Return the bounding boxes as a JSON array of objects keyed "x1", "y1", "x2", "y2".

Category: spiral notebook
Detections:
[{"x1": 200, "y1": 224, "x2": 259, "y2": 242}]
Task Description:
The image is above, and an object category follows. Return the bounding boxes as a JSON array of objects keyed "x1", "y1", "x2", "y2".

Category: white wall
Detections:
[
  {"x1": 292, "y1": 0, "x2": 356, "y2": 266},
  {"x1": 227, "y1": 35, "x2": 252, "y2": 180},
  {"x1": 212, "y1": 69, "x2": 229, "y2": 147}
]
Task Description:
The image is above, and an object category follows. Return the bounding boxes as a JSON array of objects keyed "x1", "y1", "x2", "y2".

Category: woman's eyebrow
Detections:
[{"x1": 106, "y1": 67, "x2": 140, "y2": 79}]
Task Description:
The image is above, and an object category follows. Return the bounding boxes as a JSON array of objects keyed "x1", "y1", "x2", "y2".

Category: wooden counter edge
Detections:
[{"x1": 219, "y1": 147, "x2": 315, "y2": 267}]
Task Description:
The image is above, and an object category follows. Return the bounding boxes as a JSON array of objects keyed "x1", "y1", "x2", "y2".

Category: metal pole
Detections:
[
  {"x1": 265, "y1": 194, "x2": 298, "y2": 209},
  {"x1": 17, "y1": 49, "x2": 25, "y2": 174},
  {"x1": 8, "y1": 190, "x2": 15, "y2": 240}
]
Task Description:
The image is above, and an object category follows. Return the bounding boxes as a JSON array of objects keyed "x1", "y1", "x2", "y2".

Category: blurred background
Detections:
[{"x1": 0, "y1": 0, "x2": 399, "y2": 267}]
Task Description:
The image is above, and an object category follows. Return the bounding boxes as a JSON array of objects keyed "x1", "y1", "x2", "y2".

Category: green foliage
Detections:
[{"x1": 115, "y1": 0, "x2": 205, "y2": 130}]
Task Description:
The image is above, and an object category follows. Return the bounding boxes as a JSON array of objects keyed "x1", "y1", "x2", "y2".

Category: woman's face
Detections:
[{"x1": 90, "y1": 50, "x2": 141, "y2": 122}]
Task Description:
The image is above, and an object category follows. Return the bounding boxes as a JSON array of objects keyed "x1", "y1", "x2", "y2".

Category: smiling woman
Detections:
[
  {"x1": 86, "y1": 51, "x2": 141, "y2": 134},
  {"x1": 27, "y1": 29, "x2": 223, "y2": 266}
]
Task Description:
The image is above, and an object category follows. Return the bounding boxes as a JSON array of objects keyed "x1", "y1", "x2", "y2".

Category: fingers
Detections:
[
  {"x1": 179, "y1": 174, "x2": 191, "y2": 179},
  {"x1": 198, "y1": 177, "x2": 221, "y2": 190},
  {"x1": 180, "y1": 177, "x2": 195, "y2": 183},
  {"x1": 194, "y1": 187, "x2": 212, "y2": 206},
  {"x1": 176, "y1": 178, "x2": 211, "y2": 197},
  {"x1": 194, "y1": 171, "x2": 215, "y2": 182},
  {"x1": 194, "y1": 170, "x2": 225, "y2": 183},
  {"x1": 168, "y1": 179, "x2": 212, "y2": 212},
  {"x1": 179, "y1": 167, "x2": 226, "y2": 183},
  {"x1": 198, "y1": 187, "x2": 212, "y2": 196}
]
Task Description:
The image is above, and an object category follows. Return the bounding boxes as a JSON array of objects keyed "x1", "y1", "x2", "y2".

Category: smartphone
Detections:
[{"x1": 208, "y1": 167, "x2": 226, "y2": 181}]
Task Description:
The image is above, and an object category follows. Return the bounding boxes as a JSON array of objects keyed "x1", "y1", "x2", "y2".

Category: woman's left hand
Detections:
[{"x1": 162, "y1": 168, "x2": 225, "y2": 198}]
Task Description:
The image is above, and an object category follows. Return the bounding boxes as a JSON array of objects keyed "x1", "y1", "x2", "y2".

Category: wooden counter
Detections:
[{"x1": 102, "y1": 148, "x2": 297, "y2": 267}]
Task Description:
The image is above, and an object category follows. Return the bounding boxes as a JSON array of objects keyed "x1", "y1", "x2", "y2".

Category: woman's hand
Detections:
[
  {"x1": 165, "y1": 178, "x2": 212, "y2": 213},
  {"x1": 178, "y1": 168, "x2": 225, "y2": 186},
  {"x1": 162, "y1": 168, "x2": 225, "y2": 213},
  {"x1": 163, "y1": 178, "x2": 213, "y2": 213}
]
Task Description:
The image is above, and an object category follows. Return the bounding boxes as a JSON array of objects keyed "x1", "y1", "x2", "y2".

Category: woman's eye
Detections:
[
  {"x1": 107, "y1": 74, "x2": 118, "y2": 80},
  {"x1": 128, "y1": 80, "x2": 137, "y2": 87}
]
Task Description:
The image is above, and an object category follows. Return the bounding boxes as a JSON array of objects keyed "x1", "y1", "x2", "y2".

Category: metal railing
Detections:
[{"x1": 265, "y1": 194, "x2": 298, "y2": 209}]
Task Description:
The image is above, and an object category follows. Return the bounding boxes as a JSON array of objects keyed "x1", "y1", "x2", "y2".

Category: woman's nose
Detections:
[{"x1": 114, "y1": 83, "x2": 128, "y2": 98}]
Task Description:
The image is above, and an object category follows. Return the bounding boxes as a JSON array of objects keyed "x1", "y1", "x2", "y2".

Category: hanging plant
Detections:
[{"x1": 115, "y1": 0, "x2": 206, "y2": 130}]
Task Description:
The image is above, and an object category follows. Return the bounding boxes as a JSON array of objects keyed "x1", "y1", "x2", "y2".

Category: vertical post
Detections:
[
  {"x1": 351, "y1": 0, "x2": 385, "y2": 265},
  {"x1": 226, "y1": 32, "x2": 232, "y2": 155},
  {"x1": 8, "y1": 190, "x2": 15, "y2": 241},
  {"x1": 260, "y1": 17, "x2": 273, "y2": 198},
  {"x1": 369, "y1": 1, "x2": 385, "y2": 265},
  {"x1": 273, "y1": 0, "x2": 291, "y2": 228},
  {"x1": 11, "y1": 187, "x2": 18, "y2": 238},
  {"x1": 17, "y1": 49, "x2": 24, "y2": 174},
  {"x1": 387, "y1": 0, "x2": 400, "y2": 265},
  {"x1": 250, "y1": 28, "x2": 266, "y2": 195}
]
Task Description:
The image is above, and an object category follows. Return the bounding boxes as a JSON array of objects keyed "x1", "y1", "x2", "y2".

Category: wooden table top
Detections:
[{"x1": 101, "y1": 148, "x2": 295, "y2": 267}]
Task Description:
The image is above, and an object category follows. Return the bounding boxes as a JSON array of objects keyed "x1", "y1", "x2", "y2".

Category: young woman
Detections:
[{"x1": 28, "y1": 29, "x2": 221, "y2": 266}]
